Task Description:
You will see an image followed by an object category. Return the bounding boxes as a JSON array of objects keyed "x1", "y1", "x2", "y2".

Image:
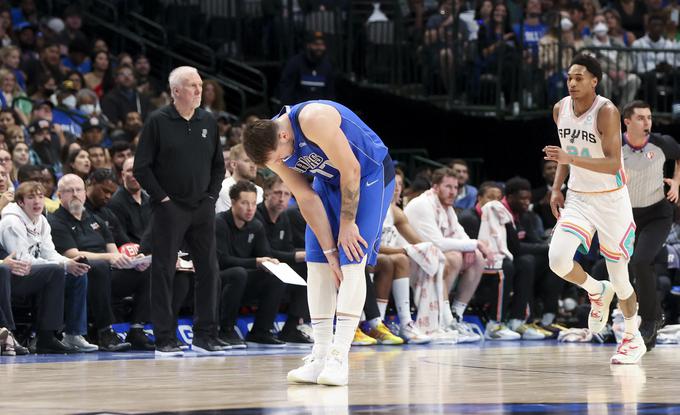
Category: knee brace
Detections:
[
  {"x1": 605, "y1": 260, "x2": 635, "y2": 300},
  {"x1": 336, "y1": 259, "x2": 367, "y2": 317},
  {"x1": 548, "y1": 231, "x2": 582, "y2": 277},
  {"x1": 307, "y1": 262, "x2": 337, "y2": 319}
]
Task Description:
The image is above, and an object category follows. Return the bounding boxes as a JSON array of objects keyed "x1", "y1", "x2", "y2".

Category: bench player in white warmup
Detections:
[{"x1": 544, "y1": 54, "x2": 645, "y2": 364}]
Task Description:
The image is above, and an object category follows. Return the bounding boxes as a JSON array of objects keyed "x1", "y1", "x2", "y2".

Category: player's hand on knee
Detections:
[
  {"x1": 338, "y1": 222, "x2": 368, "y2": 262},
  {"x1": 324, "y1": 251, "x2": 343, "y2": 288},
  {"x1": 550, "y1": 191, "x2": 564, "y2": 220}
]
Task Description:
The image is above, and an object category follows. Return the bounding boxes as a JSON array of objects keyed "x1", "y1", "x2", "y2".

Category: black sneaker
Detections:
[
  {"x1": 219, "y1": 327, "x2": 247, "y2": 349},
  {"x1": 640, "y1": 319, "x2": 662, "y2": 351},
  {"x1": 192, "y1": 335, "x2": 228, "y2": 355},
  {"x1": 36, "y1": 334, "x2": 78, "y2": 354},
  {"x1": 155, "y1": 341, "x2": 184, "y2": 357},
  {"x1": 245, "y1": 331, "x2": 286, "y2": 348},
  {"x1": 279, "y1": 327, "x2": 314, "y2": 344},
  {"x1": 174, "y1": 338, "x2": 189, "y2": 351},
  {"x1": 213, "y1": 336, "x2": 233, "y2": 351},
  {"x1": 98, "y1": 328, "x2": 132, "y2": 352},
  {"x1": 126, "y1": 328, "x2": 155, "y2": 351}
]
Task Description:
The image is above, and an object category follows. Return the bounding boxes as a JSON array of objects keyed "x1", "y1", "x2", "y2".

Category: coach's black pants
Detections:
[
  {"x1": 631, "y1": 199, "x2": 673, "y2": 322},
  {"x1": 151, "y1": 198, "x2": 219, "y2": 344},
  {"x1": 219, "y1": 267, "x2": 285, "y2": 335}
]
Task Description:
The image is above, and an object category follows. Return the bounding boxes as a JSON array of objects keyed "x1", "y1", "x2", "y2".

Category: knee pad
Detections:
[
  {"x1": 307, "y1": 262, "x2": 337, "y2": 319},
  {"x1": 606, "y1": 260, "x2": 634, "y2": 300},
  {"x1": 336, "y1": 259, "x2": 367, "y2": 317}
]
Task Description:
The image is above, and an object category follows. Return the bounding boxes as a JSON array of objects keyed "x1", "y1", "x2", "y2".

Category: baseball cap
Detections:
[
  {"x1": 82, "y1": 117, "x2": 103, "y2": 132},
  {"x1": 28, "y1": 119, "x2": 52, "y2": 135}
]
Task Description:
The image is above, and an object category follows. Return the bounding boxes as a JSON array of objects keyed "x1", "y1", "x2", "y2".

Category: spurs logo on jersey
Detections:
[
  {"x1": 557, "y1": 128, "x2": 597, "y2": 144},
  {"x1": 290, "y1": 152, "x2": 336, "y2": 179},
  {"x1": 557, "y1": 95, "x2": 626, "y2": 193}
]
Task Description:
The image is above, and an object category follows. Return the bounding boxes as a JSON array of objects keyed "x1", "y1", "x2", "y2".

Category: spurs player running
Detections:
[{"x1": 544, "y1": 54, "x2": 645, "y2": 364}]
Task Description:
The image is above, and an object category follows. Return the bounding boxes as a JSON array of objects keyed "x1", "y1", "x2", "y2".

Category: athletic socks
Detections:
[
  {"x1": 377, "y1": 299, "x2": 388, "y2": 321},
  {"x1": 442, "y1": 300, "x2": 455, "y2": 327},
  {"x1": 392, "y1": 278, "x2": 412, "y2": 326},
  {"x1": 541, "y1": 313, "x2": 556, "y2": 326},
  {"x1": 333, "y1": 315, "x2": 360, "y2": 355},
  {"x1": 367, "y1": 317, "x2": 382, "y2": 330},
  {"x1": 451, "y1": 300, "x2": 467, "y2": 319},
  {"x1": 624, "y1": 314, "x2": 640, "y2": 338},
  {"x1": 580, "y1": 274, "x2": 603, "y2": 296},
  {"x1": 311, "y1": 318, "x2": 333, "y2": 358}
]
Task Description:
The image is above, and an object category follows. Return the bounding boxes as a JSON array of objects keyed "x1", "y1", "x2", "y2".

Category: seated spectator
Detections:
[
  {"x1": 87, "y1": 145, "x2": 110, "y2": 170},
  {"x1": 568, "y1": 2, "x2": 590, "y2": 39},
  {"x1": 0, "y1": 148, "x2": 15, "y2": 190},
  {"x1": 254, "y1": 175, "x2": 311, "y2": 344},
  {"x1": 424, "y1": 0, "x2": 470, "y2": 92},
  {"x1": 49, "y1": 174, "x2": 152, "y2": 351},
  {"x1": 404, "y1": 167, "x2": 492, "y2": 341},
  {"x1": 603, "y1": 8, "x2": 636, "y2": 47},
  {"x1": 16, "y1": 164, "x2": 59, "y2": 213},
  {"x1": 27, "y1": 118, "x2": 61, "y2": 171},
  {"x1": 503, "y1": 177, "x2": 563, "y2": 338},
  {"x1": 84, "y1": 50, "x2": 114, "y2": 98},
  {"x1": 61, "y1": 36, "x2": 91, "y2": 74},
  {"x1": 631, "y1": 14, "x2": 678, "y2": 104},
  {"x1": 6, "y1": 125, "x2": 25, "y2": 149},
  {"x1": 216, "y1": 143, "x2": 263, "y2": 213},
  {"x1": 512, "y1": 0, "x2": 546, "y2": 63},
  {"x1": 0, "y1": 108, "x2": 18, "y2": 132},
  {"x1": 9, "y1": 141, "x2": 30, "y2": 182},
  {"x1": 582, "y1": 13, "x2": 640, "y2": 106},
  {"x1": 278, "y1": 31, "x2": 335, "y2": 105},
  {"x1": 531, "y1": 160, "x2": 563, "y2": 232},
  {"x1": 0, "y1": 181, "x2": 94, "y2": 352},
  {"x1": 108, "y1": 157, "x2": 149, "y2": 246},
  {"x1": 109, "y1": 140, "x2": 133, "y2": 184},
  {"x1": 0, "y1": 68, "x2": 29, "y2": 124},
  {"x1": 84, "y1": 168, "x2": 128, "y2": 246},
  {"x1": 76, "y1": 89, "x2": 109, "y2": 128},
  {"x1": 101, "y1": 65, "x2": 153, "y2": 127},
  {"x1": 375, "y1": 169, "x2": 434, "y2": 343},
  {"x1": 478, "y1": 2, "x2": 520, "y2": 104},
  {"x1": 79, "y1": 117, "x2": 108, "y2": 148},
  {"x1": 134, "y1": 54, "x2": 167, "y2": 105},
  {"x1": 0, "y1": 45, "x2": 27, "y2": 91},
  {"x1": 458, "y1": 181, "x2": 520, "y2": 340},
  {"x1": 215, "y1": 180, "x2": 286, "y2": 347},
  {"x1": 57, "y1": 5, "x2": 86, "y2": 47},
  {"x1": 539, "y1": 12, "x2": 583, "y2": 104},
  {"x1": 51, "y1": 80, "x2": 88, "y2": 139},
  {"x1": 451, "y1": 158, "x2": 478, "y2": 210},
  {"x1": 216, "y1": 111, "x2": 240, "y2": 148},
  {"x1": 21, "y1": 40, "x2": 64, "y2": 95},
  {"x1": 200, "y1": 79, "x2": 225, "y2": 114},
  {"x1": 29, "y1": 73, "x2": 57, "y2": 102},
  {"x1": 110, "y1": 111, "x2": 142, "y2": 145},
  {"x1": 609, "y1": 0, "x2": 647, "y2": 39},
  {"x1": 0, "y1": 163, "x2": 13, "y2": 212},
  {"x1": 64, "y1": 148, "x2": 91, "y2": 180},
  {"x1": 66, "y1": 70, "x2": 86, "y2": 92}
]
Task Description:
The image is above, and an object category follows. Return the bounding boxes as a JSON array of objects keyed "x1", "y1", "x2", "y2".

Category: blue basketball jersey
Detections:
[{"x1": 276, "y1": 100, "x2": 389, "y2": 187}]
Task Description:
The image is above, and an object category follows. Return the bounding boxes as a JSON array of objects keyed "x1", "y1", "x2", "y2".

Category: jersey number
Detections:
[{"x1": 566, "y1": 146, "x2": 591, "y2": 158}]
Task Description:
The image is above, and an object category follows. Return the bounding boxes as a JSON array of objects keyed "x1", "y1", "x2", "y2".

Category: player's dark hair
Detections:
[
  {"x1": 431, "y1": 167, "x2": 457, "y2": 186},
  {"x1": 570, "y1": 54, "x2": 602, "y2": 83},
  {"x1": 478, "y1": 181, "x2": 502, "y2": 199},
  {"x1": 622, "y1": 100, "x2": 651, "y2": 120},
  {"x1": 243, "y1": 119, "x2": 278, "y2": 166},
  {"x1": 229, "y1": 179, "x2": 257, "y2": 201},
  {"x1": 505, "y1": 176, "x2": 532, "y2": 196}
]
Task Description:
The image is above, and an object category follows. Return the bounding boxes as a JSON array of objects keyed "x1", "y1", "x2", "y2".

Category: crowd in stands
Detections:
[{"x1": 0, "y1": 0, "x2": 679, "y2": 356}]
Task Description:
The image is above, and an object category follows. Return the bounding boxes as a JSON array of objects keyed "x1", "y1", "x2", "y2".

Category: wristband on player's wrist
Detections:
[{"x1": 323, "y1": 248, "x2": 338, "y2": 255}]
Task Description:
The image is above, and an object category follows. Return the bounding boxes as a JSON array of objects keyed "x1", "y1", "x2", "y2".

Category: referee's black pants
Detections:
[
  {"x1": 151, "y1": 198, "x2": 219, "y2": 344},
  {"x1": 630, "y1": 199, "x2": 673, "y2": 323}
]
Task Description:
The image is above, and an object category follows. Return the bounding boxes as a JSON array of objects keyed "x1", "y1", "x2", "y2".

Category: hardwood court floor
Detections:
[{"x1": 2, "y1": 342, "x2": 680, "y2": 414}]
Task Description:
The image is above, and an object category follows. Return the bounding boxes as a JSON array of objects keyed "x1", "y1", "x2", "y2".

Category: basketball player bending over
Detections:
[
  {"x1": 544, "y1": 54, "x2": 645, "y2": 364},
  {"x1": 243, "y1": 100, "x2": 395, "y2": 385}
]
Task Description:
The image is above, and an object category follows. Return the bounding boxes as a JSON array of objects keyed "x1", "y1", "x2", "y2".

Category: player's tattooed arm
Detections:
[{"x1": 340, "y1": 185, "x2": 359, "y2": 221}]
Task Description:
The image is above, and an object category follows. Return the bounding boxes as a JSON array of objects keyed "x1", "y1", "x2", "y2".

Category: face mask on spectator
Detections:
[
  {"x1": 79, "y1": 104, "x2": 95, "y2": 115},
  {"x1": 62, "y1": 95, "x2": 77, "y2": 109},
  {"x1": 560, "y1": 18, "x2": 573, "y2": 31},
  {"x1": 593, "y1": 22, "x2": 608, "y2": 36}
]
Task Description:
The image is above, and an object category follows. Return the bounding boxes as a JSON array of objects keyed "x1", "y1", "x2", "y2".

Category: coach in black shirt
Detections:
[
  {"x1": 254, "y1": 175, "x2": 310, "y2": 344},
  {"x1": 134, "y1": 66, "x2": 225, "y2": 356},
  {"x1": 216, "y1": 180, "x2": 286, "y2": 347},
  {"x1": 109, "y1": 157, "x2": 151, "y2": 246}
]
